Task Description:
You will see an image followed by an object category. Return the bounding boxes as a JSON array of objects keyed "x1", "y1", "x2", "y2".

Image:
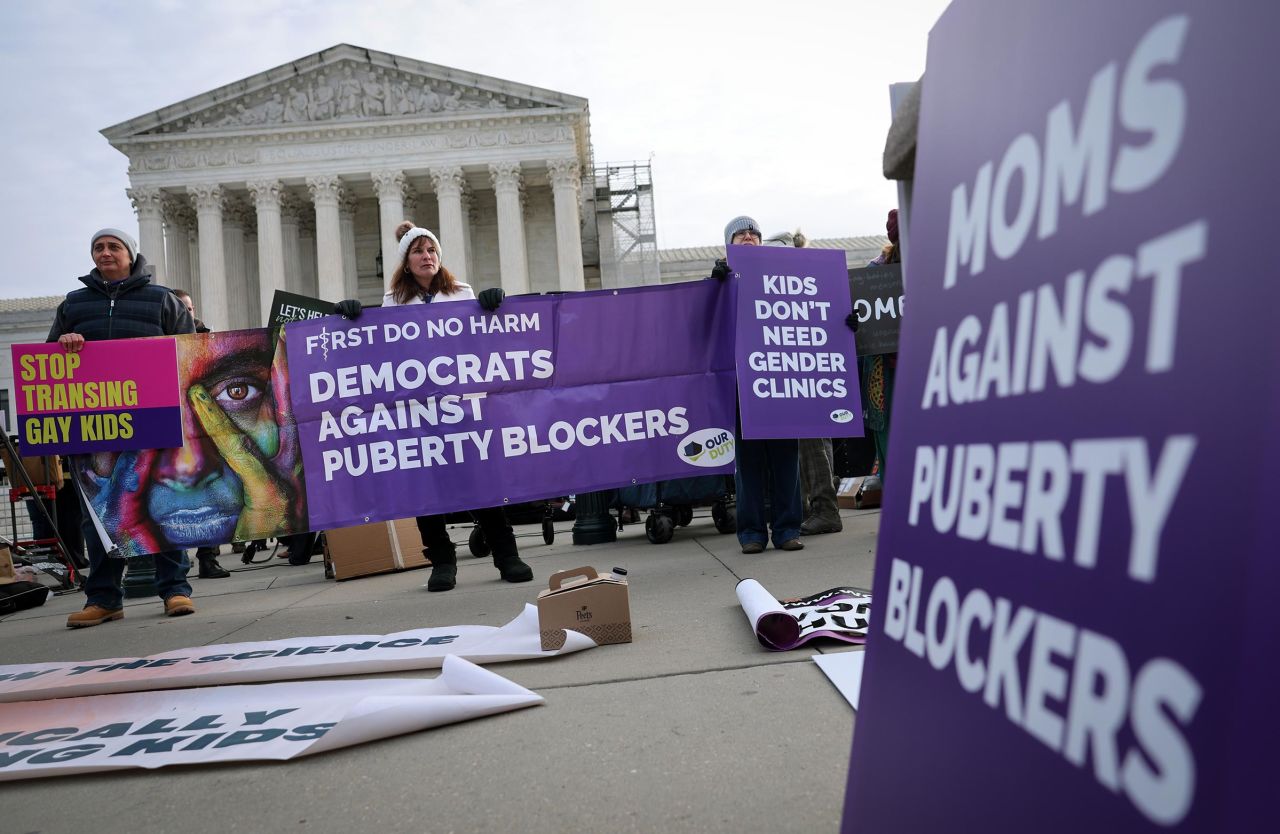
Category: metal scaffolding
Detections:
[{"x1": 589, "y1": 160, "x2": 660, "y2": 289}]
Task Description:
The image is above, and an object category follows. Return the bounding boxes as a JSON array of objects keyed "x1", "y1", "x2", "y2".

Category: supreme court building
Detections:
[{"x1": 109, "y1": 44, "x2": 598, "y2": 332}]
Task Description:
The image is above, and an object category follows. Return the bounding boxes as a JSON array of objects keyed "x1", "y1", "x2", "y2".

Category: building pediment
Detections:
[{"x1": 102, "y1": 45, "x2": 587, "y2": 141}]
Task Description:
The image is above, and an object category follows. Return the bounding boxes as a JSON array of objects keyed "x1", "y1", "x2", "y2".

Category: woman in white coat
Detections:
[{"x1": 341, "y1": 221, "x2": 532, "y2": 592}]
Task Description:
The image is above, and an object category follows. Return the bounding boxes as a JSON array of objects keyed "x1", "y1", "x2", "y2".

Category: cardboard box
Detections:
[
  {"x1": 0, "y1": 447, "x2": 63, "y2": 488},
  {"x1": 0, "y1": 546, "x2": 15, "y2": 584},
  {"x1": 837, "y1": 477, "x2": 864, "y2": 510},
  {"x1": 324, "y1": 518, "x2": 429, "y2": 581},
  {"x1": 838, "y1": 476, "x2": 882, "y2": 510},
  {"x1": 537, "y1": 566, "x2": 631, "y2": 650}
]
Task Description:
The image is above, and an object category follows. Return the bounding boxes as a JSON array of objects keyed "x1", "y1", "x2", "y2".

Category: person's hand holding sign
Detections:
[{"x1": 58, "y1": 333, "x2": 86, "y2": 353}]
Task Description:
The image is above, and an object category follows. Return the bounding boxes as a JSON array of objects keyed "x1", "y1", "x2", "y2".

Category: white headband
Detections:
[{"x1": 397, "y1": 227, "x2": 442, "y2": 260}]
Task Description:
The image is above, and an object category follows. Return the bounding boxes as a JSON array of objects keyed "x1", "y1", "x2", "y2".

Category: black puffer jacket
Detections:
[{"x1": 46, "y1": 255, "x2": 195, "y2": 343}]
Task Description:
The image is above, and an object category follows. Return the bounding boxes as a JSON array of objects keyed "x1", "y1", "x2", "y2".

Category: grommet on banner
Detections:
[
  {"x1": 503, "y1": 498, "x2": 509, "y2": 503},
  {"x1": 363, "y1": 516, "x2": 370, "y2": 522}
]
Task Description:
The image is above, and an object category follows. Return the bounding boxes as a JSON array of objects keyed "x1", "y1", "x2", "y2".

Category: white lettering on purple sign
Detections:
[
  {"x1": 748, "y1": 274, "x2": 847, "y2": 400},
  {"x1": 897, "y1": 13, "x2": 1205, "y2": 828}
]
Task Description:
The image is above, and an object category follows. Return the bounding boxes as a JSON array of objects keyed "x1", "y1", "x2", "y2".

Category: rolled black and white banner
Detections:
[{"x1": 736, "y1": 579, "x2": 871, "y2": 651}]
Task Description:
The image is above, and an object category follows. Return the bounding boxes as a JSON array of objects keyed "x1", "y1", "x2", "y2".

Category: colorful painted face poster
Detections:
[
  {"x1": 72, "y1": 329, "x2": 305, "y2": 555},
  {"x1": 842, "y1": 2, "x2": 1280, "y2": 833},
  {"x1": 11, "y1": 339, "x2": 181, "y2": 455},
  {"x1": 730, "y1": 244, "x2": 863, "y2": 439}
]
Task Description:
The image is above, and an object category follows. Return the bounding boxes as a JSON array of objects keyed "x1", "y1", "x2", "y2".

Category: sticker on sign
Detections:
[
  {"x1": 830, "y1": 409, "x2": 855, "y2": 424},
  {"x1": 677, "y1": 428, "x2": 735, "y2": 467}
]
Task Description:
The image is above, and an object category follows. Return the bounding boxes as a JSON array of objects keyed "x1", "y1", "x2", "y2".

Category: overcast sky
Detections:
[{"x1": 0, "y1": 0, "x2": 949, "y2": 299}]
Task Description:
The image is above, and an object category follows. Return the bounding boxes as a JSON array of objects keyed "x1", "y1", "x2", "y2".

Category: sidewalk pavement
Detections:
[{"x1": 1, "y1": 505, "x2": 880, "y2": 834}]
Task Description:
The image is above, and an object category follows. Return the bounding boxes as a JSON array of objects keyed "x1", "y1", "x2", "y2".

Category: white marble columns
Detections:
[
  {"x1": 489, "y1": 161, "x2": 530, "y2": 295},
  {"x1": 373, "y1": 169, "x2": 407, "y2": 292},
  {"x1": 247, "y1": 178, "x2": 286, "y2": 324},
  {"x1": 222, "y1": 199, "x2": 251, "y2": 330},
  {"x1": 162, "y1": 196, "x2": 194, "y2": 297},
  {"x1": 128, "y1": 187, "x2": 167, "y2": 284},
  {"x1": 128, "y1": 149, "x2": 589, "y2": 325},
  {"x1": 547, "y1": 158, "x2": 586, "y2": 292},
  {"x1": 338, "y1": 191, "x2": 359, "y2": 299},
  {"x1": 430, "y1": 166, "x2": 469, "y2": 285},
  {"x1": 280, "y1": 193, "x2": 304, "y2": 294},
  {"x1": 307, "y1": 174, "x2": 345, "y2": 302},
  {"x1": 188, "y1": 184, "x2": 229, "y2": 330}
]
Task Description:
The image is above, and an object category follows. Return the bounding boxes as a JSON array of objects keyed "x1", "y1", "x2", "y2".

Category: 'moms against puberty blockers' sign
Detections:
[
  {"x1": 12, "y1": 340, "x2": 181, "y2": 455},
  {"x1": 843, "y1": 2, "x2": 1278, "y2": 833}
]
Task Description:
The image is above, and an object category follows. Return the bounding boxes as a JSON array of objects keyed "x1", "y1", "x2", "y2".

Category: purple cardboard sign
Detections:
[
  {"x1": 730, "y1": 245, "x2": 863, "y2": 439},
  {"x1": 286, "y1": 281, "x2": 738, "y2": 530},
  {"x1": 842, "y1": 2, "x2": 1279, "y2": 832}
]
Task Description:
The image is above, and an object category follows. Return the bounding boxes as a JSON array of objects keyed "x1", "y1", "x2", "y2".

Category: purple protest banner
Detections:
[
  {"x1": 842, "y1": 3, "x2": 1279, "y2": 833},
  {"x1": 286, "y1": 281, "x2": 738, "y2": 530},
  {"x1": 729, "y1": 245, "x2": 862, "y2": 439}
]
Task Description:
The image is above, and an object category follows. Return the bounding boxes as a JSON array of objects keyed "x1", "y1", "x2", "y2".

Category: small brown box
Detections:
[
  {"x1": 537, "y1": 566, "x2": 631, "y2": 650},
  {"x1": 323, "y1": 518, "x2": 429, "y2": 581},
  {"x1": 0, "y1": 447, "x2": 63, "y2": 487},
  {"x1": 0, "y1": 545, "x2": 16, "y2": 585},
  {"x1": 837, "y1": 477, "x2": 863, "y2": 510}
]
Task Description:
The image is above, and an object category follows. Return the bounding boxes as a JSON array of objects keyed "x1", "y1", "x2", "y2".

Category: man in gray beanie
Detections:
[
  {"x1": 91, "y1": 228, "x2": 138, "y2": 266},
  {"x1": 49, "y1": 227, "x2": 197, "y2": 628}
]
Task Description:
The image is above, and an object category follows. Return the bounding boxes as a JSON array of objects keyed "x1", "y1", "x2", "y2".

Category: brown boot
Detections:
[
  {"x1": 67, "y1": 604, "x2": 124, "y2": 628},
  {"x1": 164, "y1": 595, "x2": 196, "y2": 617}
]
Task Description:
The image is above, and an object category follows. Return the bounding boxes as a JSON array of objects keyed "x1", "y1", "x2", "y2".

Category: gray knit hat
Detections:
[
  {"x1": 90, "y1": 228, "x2": 138, "y2": 265},
  {"x1": 724, "y1": 215, "x2": 761, "y2": 246}
]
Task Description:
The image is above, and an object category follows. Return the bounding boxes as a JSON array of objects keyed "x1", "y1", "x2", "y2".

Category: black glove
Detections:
[
  {"x1": 477, "y1": 288, "x2": 505, "y2": 312},
  {"x1": 710, "y1": 259, "x2": 731, "y2": 281},
  {"x1": 845, "y1": 312, "x2": 859, "y2": 332},
  {"x1": 334, "y1": 299, "x2": 362, "y2": 319}
]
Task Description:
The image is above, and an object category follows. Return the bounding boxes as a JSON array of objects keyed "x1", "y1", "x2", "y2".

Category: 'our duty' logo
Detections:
[
  {"x1": 830, "y1": 409, "x2": 854, "y2": 424},
  {"x1": 678, "y1": 428, "x2": 735, "y2": 467}
]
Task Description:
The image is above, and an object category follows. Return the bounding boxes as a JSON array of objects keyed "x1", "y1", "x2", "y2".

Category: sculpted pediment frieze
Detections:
[{"x1": 138, "y1": 59, "x2": 559, "y2": 136}]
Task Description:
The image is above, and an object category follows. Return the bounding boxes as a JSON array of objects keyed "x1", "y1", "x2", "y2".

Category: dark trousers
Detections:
[
  {"x1": 25, "y1": 484, "x2": 84, "y2": 559},
  {"x1": 416, "y1": 506, "x2": 517, "y2": 566},
  {"x1": 734, "y1": 436, "x2": 803, "y2": 547}
]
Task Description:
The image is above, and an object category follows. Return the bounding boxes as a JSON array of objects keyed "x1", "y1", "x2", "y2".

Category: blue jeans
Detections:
[
  {"x1": 80, "y1": 496, "x2": 191, "y2": 611},
  {"x1": 734, "y1": 437, "x2": 803, "y2": 547}
]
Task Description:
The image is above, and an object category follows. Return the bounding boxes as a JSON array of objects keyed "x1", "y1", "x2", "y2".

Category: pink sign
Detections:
[{"x1": 11, "y1": 339, "x2": 182, "y2": 455}]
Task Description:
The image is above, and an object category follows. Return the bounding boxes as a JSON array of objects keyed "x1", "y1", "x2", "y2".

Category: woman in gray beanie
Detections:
[{"x1": 712, "y1": 215, "x2": 805, "y2": 554}]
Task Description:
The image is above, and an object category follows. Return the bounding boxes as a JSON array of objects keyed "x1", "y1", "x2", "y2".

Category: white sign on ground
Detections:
[
  {"x1": 0, "y1": 656, "x2": 540, "y2": 781},
  {"x1": 0, "y1": 604, "x2": 593, "y2": 703},
  {"x1": 813, "y1": 651, "x2": 866, "y2": 710}
]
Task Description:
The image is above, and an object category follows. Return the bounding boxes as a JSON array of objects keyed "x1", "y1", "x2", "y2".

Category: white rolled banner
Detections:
[
  {"x1": 0, "y1": 604, "x2": 593, "y2": 703},
  {"x1": 0, "y1": 656, "x2": 540, "y2": 781}
]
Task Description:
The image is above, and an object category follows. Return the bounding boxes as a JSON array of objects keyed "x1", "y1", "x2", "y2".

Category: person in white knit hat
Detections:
[{"x1": 338, "y1": 221, "x2": 527, "y2": 592}]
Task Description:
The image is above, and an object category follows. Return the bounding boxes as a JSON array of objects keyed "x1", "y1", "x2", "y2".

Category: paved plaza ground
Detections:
[{"x1": 2, "y1": 505, "x2": 880, "y2": 834}]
